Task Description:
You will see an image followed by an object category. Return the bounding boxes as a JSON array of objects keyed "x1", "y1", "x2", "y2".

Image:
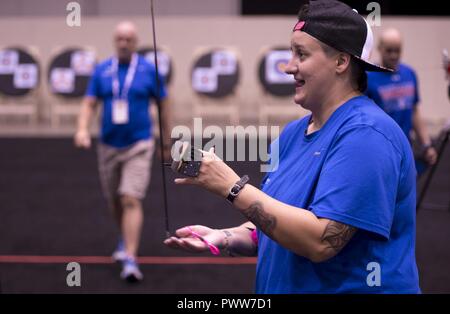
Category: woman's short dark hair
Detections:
[
  {"x1": 350, "y1": 58, "x2": 368, "y2": 93},
  {"x1": 297, "y1": 3, "x2": 368, "y2": 93}
]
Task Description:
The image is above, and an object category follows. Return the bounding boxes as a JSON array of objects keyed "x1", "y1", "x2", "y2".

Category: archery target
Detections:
[
  {"x1": 191, "y1": 49, "x2": 240, "y2": 98},
  {"x1": 258, "y1": 47, "x2": 295, "y2": 97},
  {"x1": 0, "y1": 47, "x2": 39, "y2": 96},
  {"x1": 48, "y1": 48, "x2": 96, "y2": 98}
]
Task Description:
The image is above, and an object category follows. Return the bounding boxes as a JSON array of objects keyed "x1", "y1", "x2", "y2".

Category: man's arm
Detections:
[
  {"x1": 74, "y1": 96, "x2": 97, "y2": 149},
  {"x1": 412, "y1": 106, "x2": 437, "y2": 164}
]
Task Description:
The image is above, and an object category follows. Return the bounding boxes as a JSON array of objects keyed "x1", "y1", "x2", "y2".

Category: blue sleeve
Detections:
[
  {"x1": 85, "y1": 65, "x2": 101, "y2": 98},
  {"x1": 310, "y1": 126, "x2": 401, "y2": 240}
]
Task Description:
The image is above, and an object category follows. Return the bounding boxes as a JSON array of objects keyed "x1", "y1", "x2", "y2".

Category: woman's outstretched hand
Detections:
[{"x1": 164, "y1": 225, "x2": 225, "y2": 253}]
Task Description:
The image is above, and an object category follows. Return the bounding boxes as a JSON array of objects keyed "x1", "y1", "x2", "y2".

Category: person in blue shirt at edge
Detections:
[
  {"x1": 365, "y1": 28, "x2": 437, "y2": 175},
  {"x1": 164, "y1": 0, "x2": 420, "y2": 294},
  {"x1": 74, "y1": 21, "x2": 171, "y2": 283}
]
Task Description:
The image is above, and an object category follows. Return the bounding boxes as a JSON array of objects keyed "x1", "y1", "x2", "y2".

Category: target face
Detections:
[
  {"x1": 258, "y1": 47, "x2": 295, "y2": 97},
  {"x1": 47, "y1": 48, "x2": 96, "y2": 98},
  {"x1": 191, "y1": 49, "x2": 240, "y2": 98},
  {"x1": 138, "y1": 47, "x2": 173, "y2": 85},
  {"x1": 0, "y1": 47, "x2": 39, "y2": 96}
]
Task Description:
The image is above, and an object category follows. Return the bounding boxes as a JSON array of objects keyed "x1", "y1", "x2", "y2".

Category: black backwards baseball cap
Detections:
[{"x1": 293, "y1": 0, "x2": 392, "y2": 72}]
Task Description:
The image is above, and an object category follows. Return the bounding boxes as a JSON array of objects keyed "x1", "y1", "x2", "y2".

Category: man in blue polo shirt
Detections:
[
  {"x1": 366, "y1": 28, "x2": 437, "y2": 172},
  {"x1": 75, "y1": 21, "x2": 170, "y2": 282}
]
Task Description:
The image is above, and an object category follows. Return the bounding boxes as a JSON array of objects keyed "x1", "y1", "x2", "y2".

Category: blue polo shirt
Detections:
[
  {"x1": 256, "y1": 95, "x2": 420, "y2": 294},
  {"x1": 366, "y1": 63, "x2": 420, "y2": 140},
  {"x1": 86, "y1": 55, "x2": 167, "y2": 148}
]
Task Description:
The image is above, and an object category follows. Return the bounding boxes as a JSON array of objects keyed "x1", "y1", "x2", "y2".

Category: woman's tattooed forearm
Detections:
[
  {"x1": 241, "y1": 201, "x2": 276, "y2": 238},
  {"x1": 321, "y1": 221, "x2": 356, "y2": 252}
]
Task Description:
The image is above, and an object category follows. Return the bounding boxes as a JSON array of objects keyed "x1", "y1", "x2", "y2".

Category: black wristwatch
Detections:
[{"x1": 227, "y1": 175, "x2": 250, "y2": 203}]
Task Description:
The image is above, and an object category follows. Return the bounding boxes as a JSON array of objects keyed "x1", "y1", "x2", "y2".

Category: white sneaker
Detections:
[
  {"x1": 112, "y1": 240, "x2": 127, "y2": 263},
  {"x1": 120, "y1": 257, "x2": 143, "y2": 283}
]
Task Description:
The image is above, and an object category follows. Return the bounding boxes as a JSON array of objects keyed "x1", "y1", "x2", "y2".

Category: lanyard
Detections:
[{"x1": 111, "y1": 53, "x2": 138, "y2": 100}]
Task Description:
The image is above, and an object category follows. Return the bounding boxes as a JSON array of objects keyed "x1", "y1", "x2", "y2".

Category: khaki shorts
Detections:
[{"x1": 97, "y1": 139, "x2": 155, "y2": 205}]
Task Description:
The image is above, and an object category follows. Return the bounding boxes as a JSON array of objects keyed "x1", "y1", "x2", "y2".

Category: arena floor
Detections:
[{"x1": 0, "y1": 136, "x2": 449, "y2": 293}]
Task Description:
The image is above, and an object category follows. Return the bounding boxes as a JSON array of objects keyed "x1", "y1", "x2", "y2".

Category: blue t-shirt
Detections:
[
  {"x1": 86, "y1": 55, "x2": 167, "y2": 148},
  {"x1": 256, "y1": 95, "x2": 420, "y2": 294},
  {"x1": 365, "y1": 63, "x2": 420, "y2": 140}
]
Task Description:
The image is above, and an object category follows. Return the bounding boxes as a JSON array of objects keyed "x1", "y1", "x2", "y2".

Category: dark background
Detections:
[
  {"x1": 241, "y1": 0, "x2": 450, "y2": 16},
  {"x1": 0, "y1": 137, "x2": 448, "y2": 293}
]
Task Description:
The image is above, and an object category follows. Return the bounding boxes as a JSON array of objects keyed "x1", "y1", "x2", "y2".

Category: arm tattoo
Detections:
[
  {"x1": 321, "y1": 221, "x2": 357, "y2": 253},
  {"x1": 241, "y1": 201, "x2": 276, "y2": 238}
]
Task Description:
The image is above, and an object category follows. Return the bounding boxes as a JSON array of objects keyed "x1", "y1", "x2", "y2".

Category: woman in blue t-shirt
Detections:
[{"x1": 165, "y1": 0, "x2": 420, "y2": 294}]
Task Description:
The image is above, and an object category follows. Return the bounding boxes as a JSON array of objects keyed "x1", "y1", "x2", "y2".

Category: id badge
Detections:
[{"x1": 112, "y1": 99, "x2": 129, "y2": 124}]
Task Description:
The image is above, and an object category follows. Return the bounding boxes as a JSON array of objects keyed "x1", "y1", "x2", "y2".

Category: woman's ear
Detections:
[{"x1": 335, "y1": 53, "x2": 351, "y2": 74}]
